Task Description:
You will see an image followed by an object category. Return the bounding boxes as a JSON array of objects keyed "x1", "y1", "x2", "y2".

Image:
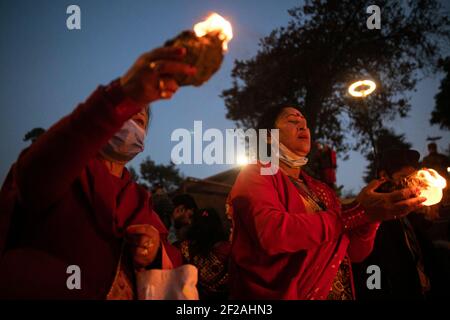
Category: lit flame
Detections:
[
  {"x1": 348, "y1": 80, "x2": 376, "y2": 97},
  {"x1": 415, "y1": 168, "x2": 447, "y2": 206},
  {"x1": 193, "y1": 13, "x2": 233, "y2": 51}
]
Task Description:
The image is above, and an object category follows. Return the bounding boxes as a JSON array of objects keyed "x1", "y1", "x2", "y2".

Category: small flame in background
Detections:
[
  {"x1": 193, "y1": 13, "x2": 233, "y2": 51},
  {"x1": 409, "y1": 168, "x2": 447, "y2": 206}
]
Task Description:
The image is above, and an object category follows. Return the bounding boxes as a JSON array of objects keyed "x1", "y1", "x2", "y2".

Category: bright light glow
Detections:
[
  {"x1": 447, "y1": 167, "x2": 450, "y2": 173},
  {"x1": 193, "y1": 13, "x2": 233, "y2": 51},
  {"x1": 415, "y1": 168, "x2": 447, "y2": 206},
  {"x1": 236, "y1": 154, "x2": 249, "y2": 166},
  {"x1": 348, "y1": 80, "x2": 377, "y2": 97}
]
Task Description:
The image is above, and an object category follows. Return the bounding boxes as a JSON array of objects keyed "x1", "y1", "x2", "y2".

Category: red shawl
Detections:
[
  {"x1": 228, "y1": 163, "x2": 379, "y2": 300},
  {"x1": 0, "y1": 80, "x2": 180, "y2": 299}
]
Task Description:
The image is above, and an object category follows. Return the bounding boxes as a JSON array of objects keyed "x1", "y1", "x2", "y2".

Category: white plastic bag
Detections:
[{"x1": 136, "y1": 244, "x2": 199, "y2": 300}]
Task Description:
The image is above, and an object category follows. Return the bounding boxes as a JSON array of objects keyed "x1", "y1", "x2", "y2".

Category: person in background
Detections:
[
  {"x1": 0, "y1": 46, "x2": 197, "y2": 299},
  {"x1": 225, "y1": 195, "x2": 234, "y2": 242},
  {"x1": 151, "y1": 184, "x2": 174, "y2": 229},
  {"x1": 177, "y1": 207, "x2": 231, "y2": 300},
  {"x1": 421, "y1": 143, "x2": 450, "y2": 220},
  {"x1": 319, "y1": 144, "x2": 337, "y2": 189},
  {"x1": 352, "y1": 149, "x2": 448, "y2": 300},
  {"x1": 306, "y1": 142, "x2": 336, "y2": 189},
  {"x1": 422, "y1": 143, "x2": 450, "y2": 178},
  {"x1": 168, "y1": 194, "x2": 197, "y2": 245}
]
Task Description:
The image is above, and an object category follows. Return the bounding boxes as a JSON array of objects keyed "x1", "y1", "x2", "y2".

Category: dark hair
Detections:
[
  {"x1": 186, "y1": 208, "x2": 228, "y2": 256},
  {"x1": 257, "y1": 104, "x2": 303, "y2": 132},
  {"x1": 255, "y1": 104, "x2": 303, "y2": 158},
  {"x1": 428, "y1": 143, "x2": 437, "y2": 151},
  {"x1": 172, "y1": 194, "x2": 198, "y2": 210}
]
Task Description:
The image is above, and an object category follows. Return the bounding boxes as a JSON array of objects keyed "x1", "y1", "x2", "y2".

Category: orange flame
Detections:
[
  {"x1": 415, "y1": 168, "x2": 447, "y2": 206},
  {"x1": 193, "y1": 13, "x2": 233, "y2": 51}
]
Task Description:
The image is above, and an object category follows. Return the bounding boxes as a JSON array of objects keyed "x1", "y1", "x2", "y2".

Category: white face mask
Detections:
[
  {"x1": 271, "y1": 135, "x2": 308, "y2": 168},
  {"x1": 99, "y1": 119, "x2": 146, "y2": 164},
  {"x1": 278, "y1": 142, "x2": 309, "y2": 168}
]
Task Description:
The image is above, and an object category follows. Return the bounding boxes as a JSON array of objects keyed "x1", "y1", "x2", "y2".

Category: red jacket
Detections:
[
  {"x1": 0, "y1": 80, "x2": 181, "y2": 299},
  {"x1": 228, "y1": 163, "x2": 379, "y2": 300}
]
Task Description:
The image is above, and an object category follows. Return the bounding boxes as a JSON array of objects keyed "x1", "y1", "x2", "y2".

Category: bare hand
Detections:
[
  {"x1": 120, "y1": 47, "x2": 197, "y2": 104},
  {"x1": 356, "y1": 179, "x2": 427, "y2": 222},
  {"x1": 125, "y1": 224, "x2": 160, "y2": 269}
]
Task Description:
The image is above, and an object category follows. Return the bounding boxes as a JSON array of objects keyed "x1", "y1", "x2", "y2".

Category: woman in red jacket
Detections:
[
  {"x1": 228, "y1": 105, "x2": 427, "y2": 300},
  {"x1": 0, "y1": 46, "x2": 197, "y2": 299}
]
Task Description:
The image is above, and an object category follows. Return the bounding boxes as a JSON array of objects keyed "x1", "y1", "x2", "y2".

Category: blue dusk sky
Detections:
[{"x1": 0, "y1": 0, "x2": 449, "y2": 194}]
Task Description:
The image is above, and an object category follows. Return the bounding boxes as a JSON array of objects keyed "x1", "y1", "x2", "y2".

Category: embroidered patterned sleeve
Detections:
[
  {"x1": 341, "y1": 201, "x2": 380, "y2": 263},
  {"x1": 341, "y1": 202, "x2": 372, "y2": 230}
]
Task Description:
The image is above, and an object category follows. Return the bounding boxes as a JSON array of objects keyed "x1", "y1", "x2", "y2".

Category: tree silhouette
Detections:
[
  {"x1": 430, "y1": 57, "x2": 450, "y2": 130},
  {"x1": 23, "y1": 127, "x2": 46, "y2": 144},
  {"x1": 222, "y1": 0, "x2": 450, "y2": 158},
  {"x1": 139, "y1": 157, "x2": 184, "y2": 192},
  {"x1": 127, "y1": 166, "x2": 140, "y2": 182}
]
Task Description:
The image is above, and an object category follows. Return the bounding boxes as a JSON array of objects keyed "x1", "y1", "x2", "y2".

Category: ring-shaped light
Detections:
[{"x1": 348, "y1": 80, "x2": 376, "y2": 97}]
